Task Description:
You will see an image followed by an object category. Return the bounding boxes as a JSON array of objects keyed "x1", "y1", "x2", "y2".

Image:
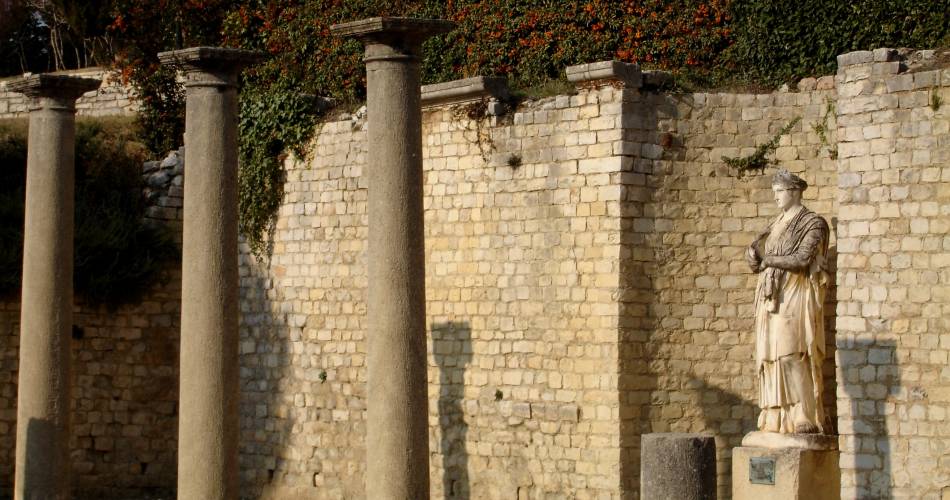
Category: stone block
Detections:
[
  {"x1": 837, "y1": 50, "x2": 874, "y2": 68},
  {"x1": 873, "y1": 48, "x2": 899, "y2": 62},
  {"x1": 733, "y1": 444, "x2": 840, "y2": 500},
  {"x1": 640, "y1": 433, "x2": 717, "y2": 500},
  {"x1": 421, "y1": 76, "x2": 510, "y2": 108},
  {"x1": 565, "y1": 60, "x2": 642, "y2": 88}
]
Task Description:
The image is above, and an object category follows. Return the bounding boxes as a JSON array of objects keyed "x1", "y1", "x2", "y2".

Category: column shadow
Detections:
[
  {"x1": 689, "y1": 377, "x2": 757, "y2": 498},
  {"x1": 431, "y1": 321, "x2": 472, "y2": 500},
  {"x1": 237, "y1": 256, "x2": 294, "y2": 498},
  {"x1": 841, "y1": 337, "x2": 897, "y2": 498}
]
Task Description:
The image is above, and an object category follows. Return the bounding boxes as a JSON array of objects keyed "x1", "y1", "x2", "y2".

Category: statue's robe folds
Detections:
[{"x1": 751, "y1": 205, "x2": 829, "y2": 433}]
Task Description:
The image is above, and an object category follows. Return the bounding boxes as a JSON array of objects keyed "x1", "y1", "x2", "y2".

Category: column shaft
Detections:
[
  {"x1": 332, "y1": 18, "x2": 453, "y2": 499},
  {"x1": 15, "y1": 99, "x2": 76, "y2": 500},
  {"x1": 159, "y1": 46, "x2": 260, "y2": 500},
  {"x1": 177, "y1": 83, "x2": 241, "y2": 500},
  {"x1": 9, "y1": 75, "x2": 99, "y2": 500},
  {"x1": 364, "y1": 48, "x2": 430, "y2": 500}
]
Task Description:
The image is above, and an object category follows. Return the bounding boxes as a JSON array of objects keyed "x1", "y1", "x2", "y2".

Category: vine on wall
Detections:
[
  {"x1": 238, "y1": 85, "x2": 322, "y2": 260},
  {"x1": 722, "y1": 117, "x2": 801, "y2": 177}
]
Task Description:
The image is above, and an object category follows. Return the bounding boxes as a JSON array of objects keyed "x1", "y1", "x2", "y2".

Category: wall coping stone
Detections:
[
  {"x1": 566, "y1": 61, "x2": 642, "y2": 88},
  {"x1": 837, "y1": 50, "x2": 874, "y2": 68},
  {"x1": 873, "y1": 48, "x2": 899, "y2": 62},
  {"x1": 330, "y1": 17, "x2": 455, "y2": 40},
  {"x1": 421, "y1": 76, "x2": 510, "y2": 108}
]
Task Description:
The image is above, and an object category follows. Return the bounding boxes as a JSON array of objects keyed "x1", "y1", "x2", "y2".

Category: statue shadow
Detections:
[
  {"x1": 823, "y1": 223, "x2": 839, "y2": 434},
  {"x1": 431, "y1": 321, "x2": 473, "y2": 500}
]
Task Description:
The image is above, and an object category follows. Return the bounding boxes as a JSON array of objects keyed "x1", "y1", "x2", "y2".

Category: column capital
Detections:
[
  {"x1": 331, "y1": 17, "x2": 454, "y2": 62},
  {"x1": 7, "y1": 74, "x2": 101, "y2": 111},
  {"x1": 158, "y1": 47, "x2": 264, "y2": 88}
]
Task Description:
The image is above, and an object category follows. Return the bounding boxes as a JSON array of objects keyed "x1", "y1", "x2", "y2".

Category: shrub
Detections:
[
  {"x1": 0, "y1": 118, "x2": 179, "y2": 308},
  {"x1": 723, "y1": 0, "x2": 950, "y2": 85}
]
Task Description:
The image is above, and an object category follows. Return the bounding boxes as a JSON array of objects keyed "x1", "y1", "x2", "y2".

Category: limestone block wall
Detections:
[
  {"x1": 617, "y1": 82, "x2": 840, "y2": 498},
  {"x1": 833, "y1": 49, "x2": 950, "y2": 499},
  {"x1": 0, "y1": 151, "x2": 183, "y2": 498},
  {"x1": 0, "y1": 68, "x2": 137, "y2": 119},
  {"x1": 238, "y1": 84, "x2": 627, "y2": 499}
]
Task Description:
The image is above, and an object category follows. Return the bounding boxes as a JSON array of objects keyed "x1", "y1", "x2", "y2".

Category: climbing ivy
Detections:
[
  {"x1": 722, "y1": 117, "x2": 801, "y2": 177},
  {"x1": 238, "y1": 84, "x2": 322, "y2": 260}
]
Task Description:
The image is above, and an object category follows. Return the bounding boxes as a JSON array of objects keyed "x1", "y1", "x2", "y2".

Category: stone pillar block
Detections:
[
  {"x1": 732, "y1": 433, "x2": 840, "y2": 500},
  {"x1": 640, "y1": 433, "x2": 717, "y2": 500}
]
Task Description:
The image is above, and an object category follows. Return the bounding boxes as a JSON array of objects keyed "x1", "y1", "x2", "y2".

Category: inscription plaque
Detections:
[{"x1": 749, "y1": 456, "x2": 775, "y2": 485}]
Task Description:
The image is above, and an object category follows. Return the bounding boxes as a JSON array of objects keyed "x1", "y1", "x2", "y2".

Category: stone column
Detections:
[
  {"x1": 640, "y1": 433, "x2": 717, "y2": 500},
  {"x1": 9, "y1": 74, "x2": 100, "y2": 500},
  {"x1": 331, "y1": 17, "x2": 453, "y2": 499},
  {"x1": 158, "y1": 47, "x2": 261, "y2": 500}
]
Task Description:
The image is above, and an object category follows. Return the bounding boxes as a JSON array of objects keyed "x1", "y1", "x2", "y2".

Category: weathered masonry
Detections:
[{"x1": 0, "y1": 47, "x2": 948, "y2": 499}]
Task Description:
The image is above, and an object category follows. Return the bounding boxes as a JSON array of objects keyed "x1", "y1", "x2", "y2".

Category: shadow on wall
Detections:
[
  {"x1": 840, "y1": 337, "x2": 897, "y2": 498},
  {"x1": 0, "y1": 309, "x2": 18, "y2": 495},
  {"x1": 431, "y1": 321, "x2": 473, "y2": 500},
  {"x1": 237, "y1": 257, "x2": 294, "y2": 497},
  {"x1": 823, "y1": 234, "x2": 839, "y2": 434},
  {"x1": 689, "y1": 377, "x2": 757, "y2": 499},
  {"x1": 617, "y1": 87, "x2": 670, "y2": 499}
]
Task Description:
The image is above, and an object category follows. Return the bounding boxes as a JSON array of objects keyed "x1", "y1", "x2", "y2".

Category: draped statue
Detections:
[{"x1": 746, "y1": 170, "x2": 830, "y2": 434}]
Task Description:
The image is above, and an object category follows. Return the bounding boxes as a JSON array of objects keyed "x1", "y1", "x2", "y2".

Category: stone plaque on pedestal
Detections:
[{"x1": 733, "y1": 432, "x2": 840, "y2": 500}]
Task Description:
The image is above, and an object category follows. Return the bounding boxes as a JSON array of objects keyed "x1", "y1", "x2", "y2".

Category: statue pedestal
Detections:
[{"x1": 732, "y1": 432, "x2": 840, "y2": 500}]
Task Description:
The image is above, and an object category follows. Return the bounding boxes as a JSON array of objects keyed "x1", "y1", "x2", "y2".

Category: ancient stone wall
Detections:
[
  {"x1": 238, "y1": 83, "x2": 627, "y2": 499},
  {"x1": 833, "y1": 49, "x2": 950, "y2": 499},
  {"x1": 0, "y1": 150, "x2": 182, "y2": 499},
  {"x1": 0, "y1": 68, "x2": 136, "y2": 119}
]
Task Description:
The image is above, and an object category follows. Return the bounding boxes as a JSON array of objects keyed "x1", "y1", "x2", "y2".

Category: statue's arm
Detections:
[
  {"x1": 762, "y1": 226, "x2": 825, "y2": 272},
  {"x1": 746, "y1": 229, "x2": 769, "y2": 272}
]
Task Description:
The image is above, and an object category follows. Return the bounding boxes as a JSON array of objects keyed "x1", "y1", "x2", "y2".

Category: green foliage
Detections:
[
  {"x1": 238, "y1": 85, "x2": 322, "y2": 260},
  {"x1": 0, "y1": 118, "x2": 179, "y2": 307},
  {"x1": 104, "y1": 0, "x2": 946, "y2": 257},
  {"x1": 0, "y1": 122, "x2": 28, "y2": 295},
  {"x1": 811, "y1": 100, "x2": 838, "y2": 160},
  {"x1": 722, "y1": 117, "x2": 801, "y2": 177},
  {"x1": 222, "y1": 0, "x2": 731, "y2": 101},
  {"x1": 932, "y1": 89, "x2": 944, "y2": 111},
  {"x1": 131, "y1": 64, "x2": 186, "y2": 156},
  {"x1": 723, "y1": 0, "x2": 950, "y2": 85},
  {"x1": 109, "y1": 0, "x2": 237, "y2": 156}
]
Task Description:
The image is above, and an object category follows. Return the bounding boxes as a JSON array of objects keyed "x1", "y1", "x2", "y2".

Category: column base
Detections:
[{"x1": 732, "y1": 432, "x2": 840, "y2": 500}]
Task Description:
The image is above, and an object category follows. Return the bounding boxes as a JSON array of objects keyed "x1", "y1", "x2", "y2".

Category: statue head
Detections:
[{"x1": 771, "y1": 169, "x2": 806, "y2": 211}]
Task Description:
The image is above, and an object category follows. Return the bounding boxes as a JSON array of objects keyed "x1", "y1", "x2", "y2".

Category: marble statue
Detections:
[{"x1": 746, "y1": 170, "x2": 830, "y2": 434}]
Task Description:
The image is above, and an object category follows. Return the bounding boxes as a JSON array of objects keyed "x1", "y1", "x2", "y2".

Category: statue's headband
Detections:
[{"x1": 772, "y1": 169, "x2": 808, "y2": 191}]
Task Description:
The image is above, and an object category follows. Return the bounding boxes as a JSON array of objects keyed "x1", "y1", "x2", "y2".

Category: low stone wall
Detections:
[{"x1": 0, "y1": 68, "x2": 136, "y2": 119}]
